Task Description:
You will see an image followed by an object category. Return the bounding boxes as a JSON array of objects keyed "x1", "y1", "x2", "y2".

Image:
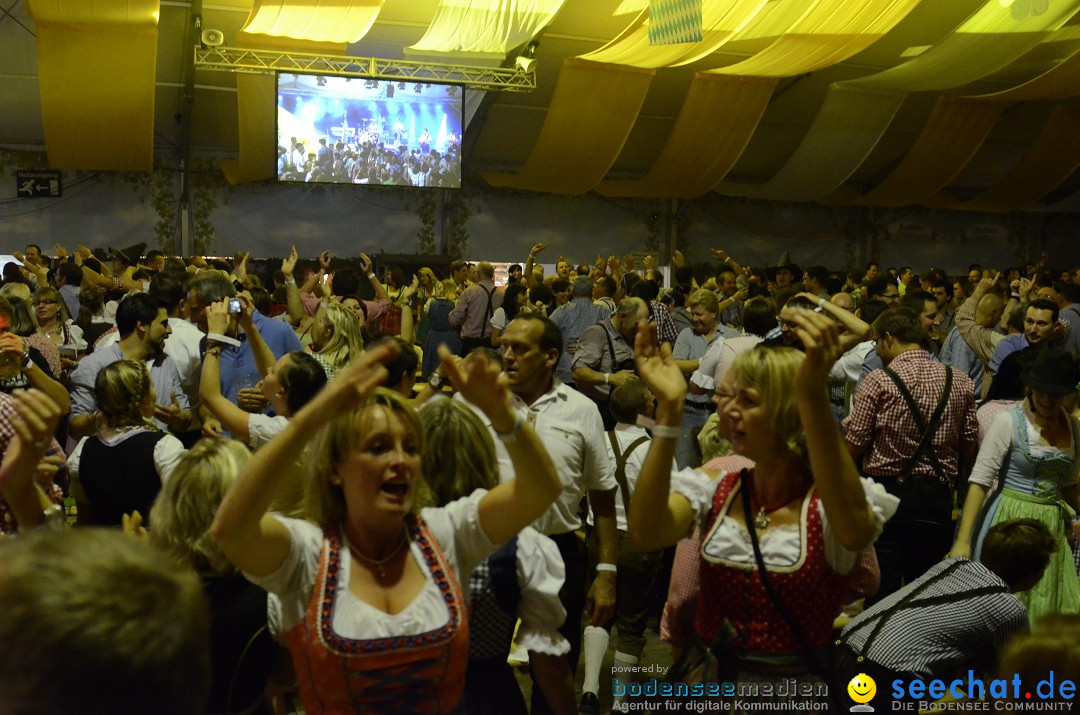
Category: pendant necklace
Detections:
[
  {"x1": 751, "y1": 493, "x2": 797, "y2": 530},
  {"x1": 347, "y1": 527, "x2": 409, "y2": 578}
]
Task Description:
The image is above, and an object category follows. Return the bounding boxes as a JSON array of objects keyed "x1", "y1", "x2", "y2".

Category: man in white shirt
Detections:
[{"x1": 485, "y1": 314, "x2": 618, "y2": 713}]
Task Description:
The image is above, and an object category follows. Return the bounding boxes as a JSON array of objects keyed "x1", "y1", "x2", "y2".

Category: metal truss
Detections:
[{"x1": 194, "y1": 46, "x2": 535, "y2": 92}]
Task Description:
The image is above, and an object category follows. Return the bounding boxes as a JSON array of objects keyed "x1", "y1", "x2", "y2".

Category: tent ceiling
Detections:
[{"x1": 2, "y1": 0, "x2": 1080, "y2": 210}]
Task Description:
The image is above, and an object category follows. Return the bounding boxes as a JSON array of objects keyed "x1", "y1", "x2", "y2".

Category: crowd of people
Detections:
[
  {"x1": 0, "y1": 239, "x2": 1079, "y2": 713},
  {"x1": 278, "y1": 134, "x2": 461, "y2": 187}
]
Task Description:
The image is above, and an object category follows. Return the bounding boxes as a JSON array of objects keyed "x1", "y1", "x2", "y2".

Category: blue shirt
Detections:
[
  {"x1": 939, "y1": 326, "x2": 983, "y2": 395},
  {"x1": 551, "y1": 298, "x2": 609, "y2": 385},
  {"x1": 201, "y1": 311, "x2": 303, "y2": 405},
  {"x1": 988, "y1": 333, "x2": 1027, "y2": 374},
  {"x1": 69, "y1": 344, "x2": 190, "y2": 431}
]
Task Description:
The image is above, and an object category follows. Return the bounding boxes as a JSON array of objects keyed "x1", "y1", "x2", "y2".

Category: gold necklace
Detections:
[{"x1": 347, "y1": 527, "x2": 409, "y2": 578}]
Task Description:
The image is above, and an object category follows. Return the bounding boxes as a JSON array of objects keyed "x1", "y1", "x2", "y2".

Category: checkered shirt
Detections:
[
  {"x1": 839, "y1": 558, "x2": 1027, "y2": 679},
  {"x1": 0, "y1": 392, "x2": 65, "y2": 533},
  {"x1": 844, "y1": 349, "x2": 978, "y2": 484}
]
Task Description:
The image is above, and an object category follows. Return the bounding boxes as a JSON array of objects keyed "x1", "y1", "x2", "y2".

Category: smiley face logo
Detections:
[{"x1": 848, "y1": 673, "x2": 876, "y2": 705}]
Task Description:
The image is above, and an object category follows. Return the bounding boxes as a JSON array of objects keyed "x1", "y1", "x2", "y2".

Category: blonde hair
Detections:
[
  {"x1": 418, "y1": 399, "x2": 498, "y2": 507},
  {"x1": 315, "y1": 302, "x2": 364, "y2": 372},
  {"x1": 728, "y1": 347, "x2": 807, "y2": 464},
  {"x1": 0, "y1": 282, "x2": 31, "y2": 305},
  {"x1": 303, "y1": 388, "x2": 425, "y2": 526},
  {"x1": 149, "y1": 438, "x2": 250, "y2": 576},
  {"x1": 437, "y1": 278, "x2": 459, "y2": 302},
  {"x1": 95, "y1": 360, "x2": 156, "y2": 430},
  {"x1": 33, "y1": 285, "x2": 70, "y2": 324},
  {"x1": 998, "y1": 615, "x2": 1080, "y2": 701}
]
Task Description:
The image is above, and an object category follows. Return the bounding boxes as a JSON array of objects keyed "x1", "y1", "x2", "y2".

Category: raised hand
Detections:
[
  {"x1": 672, "y1": 249, "x2": 685, "y2": 268},
  {"x1": 206, "y1": 299, "x2": 232, "y2": 336},
  {"x1": 315, "y1": 340, "x2": 398, "y2": 414},
  {"x1": 358, "y1": 253, "x2": 373, "y2": 275},
  {"x1": 53, "y1": 243, "x2": 68, "y2": 260},
  {"x1": 529, "y1": 242, "x2": 547, "y2": 257},
  {"x1": 710, "y1": 248, "x2": 728, "y2": 263},
  {"x1": 438, "y1": 345, "x2": 511, "y2": 427},
  {"x1": 319, "y1": 250, "x2": 332, "y2": 272},
  {"x1": 788, "y1": 309, "x2": 843, "y2": 399},
  {"x1": 643, "y1": 254, "x2": 658, "y2": 271},
  {"x1": 281, "y1": 245, "x2": 298, "y2": 278},
  {"x1": 633, "y1": 320, "x2": 685, "y2": 406}
]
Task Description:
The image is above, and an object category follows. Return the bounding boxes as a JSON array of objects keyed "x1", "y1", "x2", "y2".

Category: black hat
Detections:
[
  {"x1": 1021, "y1": 349, "x2": 1079, "y2": 396},
  {"x1": 109, "y1": 242, "x2": 146, "y2": 265},
  {"x1": 766, "y1": 251, "x2": 803, "y2": 283}
]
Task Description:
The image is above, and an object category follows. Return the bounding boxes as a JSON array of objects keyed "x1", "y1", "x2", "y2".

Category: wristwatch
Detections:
[{"x1": 428, "y1": 373, "x2": 444, "y2": 389}]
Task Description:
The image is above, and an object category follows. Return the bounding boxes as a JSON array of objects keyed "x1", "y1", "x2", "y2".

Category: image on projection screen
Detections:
[{"x1": 276, "y1": 72, "x2": 463, "y2": 189}]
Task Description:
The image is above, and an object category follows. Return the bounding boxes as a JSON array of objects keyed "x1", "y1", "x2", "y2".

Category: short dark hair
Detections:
[
  {"x1": 929, "y1": 278, "x2": 954, "y2": 299},
  {"x1": 1027, "y1": 298, "x2": 1059, "y2": 324},
  {"x1": 873, "y1": 306, "x2": 923, "y2": 345},
  {"x1": 608, "y1": 380, "x2": 649, "y2": 424},
  {"x1": 511, "y1": 314, "x2": 563, "y2": 362},
  {"x1": 981, "y1": 518, "x2": 1057, "y2": 589},
  {"x1": 1058, "y1": 282, "x2": 1080, "y2": 304},
  {"x1": 899, "y1": 289, "x2": 934, "y2": 314},
  {"x1": 743, "y1": 297, "x2": 778, "y2": 337},
  {"x1": 115, "y1": 292, "x2": 164, "y2": 336},
  {"x1": 594, "y1": 275, "x2": 615, "y2": 298},
  {"x1": 865, "y1": 277, "x2": 895, "y2": 299},
  {"x1": 374, "y1": 336, "x2": 419, "y2": 390},
  {"x1": 280, "y1": 351, "x2": 328, "y2": 415},
  {"x1": 57, "y1": 261, "x2": 83, "y2": 287},
  {"x1": 332, "y1": 268, "x2": 360, "y2": 299},
  {"x1": 783, "y1": 295, "x2": 817, "y2": 311},
  {"x1": 631, "y1": 279, "x2": 659, "y2": 303},
  {"x1": 857, "y1": 299, "x2": 889, "y2": 326},
  {"x1": 149, "y1": 271, "x2": 187, "y2": 312},
  {"x1": 186, "y1": 272, "x2": 235, "y2": 306},
  {"x1": 804, "y1": 265, "x2": 829, "y2": 284},
  {"x1": 552, "y1": 278, "x2": 570, "y2": 295}
]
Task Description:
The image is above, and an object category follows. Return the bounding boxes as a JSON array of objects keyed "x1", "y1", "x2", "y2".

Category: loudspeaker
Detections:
[
  {"x1": 386, "y1": 83, "x2": 395, "y2": 98},
  {"x1": 201, "y1": 29, "x2": 224, "y2": 47}
]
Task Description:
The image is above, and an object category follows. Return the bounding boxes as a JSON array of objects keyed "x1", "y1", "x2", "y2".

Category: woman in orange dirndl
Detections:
[{"x1": 212, "y1": 343, "x2": 562, "y2": 713}]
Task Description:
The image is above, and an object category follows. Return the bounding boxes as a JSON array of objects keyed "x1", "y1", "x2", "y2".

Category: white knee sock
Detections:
[
  {"x1": 611, "y1": 651, "x2": 640, "y2": 704},
  {"x1": 581, "y1": 625, "x2": 610, "y2": 695}
]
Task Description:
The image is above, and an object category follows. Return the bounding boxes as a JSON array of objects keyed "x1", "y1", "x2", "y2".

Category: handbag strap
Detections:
[{"x1": 740, "y1": 469, "x2": 841, "y2": 711}]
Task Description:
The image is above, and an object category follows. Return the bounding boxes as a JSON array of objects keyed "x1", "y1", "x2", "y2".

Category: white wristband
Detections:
[
  {"x1": 367, "y1": 272, "x2": 377, "y2": 280},
  {"x1": 818, "y1": 298, "x2": 826, "y2": 308},
  {"x1": 596, "y1": 563, "x2": 617, "y2": 574},
  {"x1": 604, "y1": 372, "x2": 610, "y2": 385},
  {"x1": 284, "y1": 278, "x2": 296, "y2": 286}
]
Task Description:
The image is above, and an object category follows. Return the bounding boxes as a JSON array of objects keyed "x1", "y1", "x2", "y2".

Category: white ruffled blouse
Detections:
[
  {"x1": 670, "y1": 468, "x2": 899, "y2": 574},
  {"x1": 255, "y1": 490, "x2": 568, "y2": 655}
]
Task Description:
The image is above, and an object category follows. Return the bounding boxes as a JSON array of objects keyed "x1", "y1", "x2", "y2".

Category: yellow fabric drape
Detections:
[
  {"x1": 833, "y1": 96, "x2": 1006, "y2": 206},
  {"x1": 28, "y1": 0, "x2": 159, "y2": 171},
  {"x1": 596, "y1": 74, "x2": 776, "y2": 198},
  {"x1": 480, "y1": 59, "x2": 654, "y2": 194},
  {"x1": 238, "y1": 0, "x2": 383, "y2": 45},
  {"x1": 707, "y1": 0, "x2": 923, "y2": 77},
  {"x1": 580, "y1": 0, "x2": 769, "y2": 68},
  {"x1": 594, "y1": 0, "x2": 922, "y2": 198},
  {"x1": 927, "y1": 104, "x2": 1080, "y2": 212},
  {"x1": 406, "y1": 0, "x2": 566, "y2": 59},
  {"x1": 220, "y1": 74, "x2": 278, "y2": 185},
  {"x1": 717, "y1": 0, "x2": 1080, "y2": 201},
  {"x1": 978, "y1": 47, "x2": 1080, "y2": 101}
]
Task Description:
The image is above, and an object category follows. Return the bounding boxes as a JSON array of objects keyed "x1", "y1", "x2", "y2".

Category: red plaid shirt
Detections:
[
  {"x1": 843, "y1": 349, "x2": 978, "y2": 485},
  {"x1": 0, "y1": 392, "x2": 65, "y2": 533}
]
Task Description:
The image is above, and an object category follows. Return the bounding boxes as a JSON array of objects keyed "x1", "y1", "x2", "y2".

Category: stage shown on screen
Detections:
[{"x1": 276, "y1": 72, "x2": 462, "y2": 188}]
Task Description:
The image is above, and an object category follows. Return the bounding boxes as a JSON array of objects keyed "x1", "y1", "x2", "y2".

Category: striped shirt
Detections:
[
  {"x1": 839, "y1": 558, "x2": 1027, "y2": 679},
  {"x1": 844, "y1": 349, "x2": 978, "y2": 484}
]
